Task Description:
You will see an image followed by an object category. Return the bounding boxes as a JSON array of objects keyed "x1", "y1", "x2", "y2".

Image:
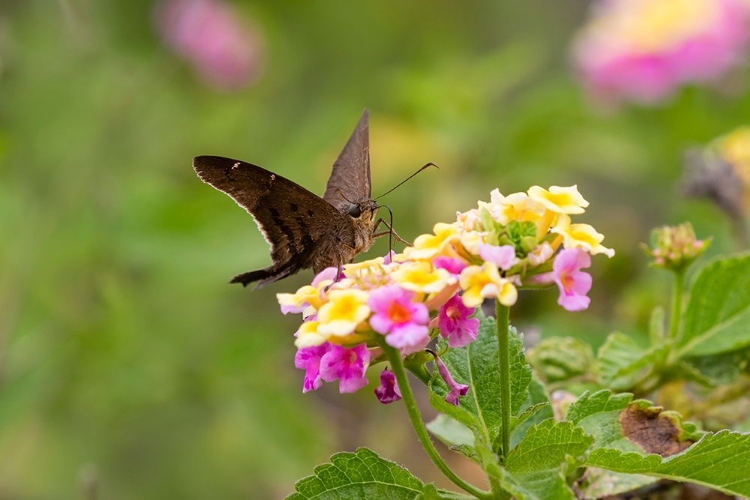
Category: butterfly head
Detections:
[
  {"x1": 348, "y1": 199, "x2": 379, "y2": 223},
  {"x1": 346, "y1": 199, "x2": 379, "y2": 255}
]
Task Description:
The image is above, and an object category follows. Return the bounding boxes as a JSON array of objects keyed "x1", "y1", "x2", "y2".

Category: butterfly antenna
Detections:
[
  {"x1": 375, "y1": 162, "x2": 439, "y2": 200},
  {"x1": 336, "y1": 189, "x2": 355, "y2": 204}
]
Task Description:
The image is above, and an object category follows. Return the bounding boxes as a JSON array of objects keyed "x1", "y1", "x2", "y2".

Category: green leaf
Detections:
[
  {"x1": 577, "y1": 468, "x2": 657, "y2": 500},
  {"x1": 586, "y1": 430, "x2": 750, "y2": 498},
  {"x1": 484, "y1": 420, "x2": 592, "y2": 500},
  {"x1": 415, "y1": 484, "x2": 476, "y2": 500},
  {"x1": 510, "y1": 377, "x2": 553, "y2": 449},
  {"x1": 596, "y1": 332, "x2": 668, "y2": 390},
  {"x1": 426, "y1": 414, "x2": 478, "y2": 461},
  {"x1": 488, "y1": 465, "x2": 577, "y2": 500},
  {"x1": 506, "y1": 419, "x2": 593, "y2": 472},
  {"x1": 567, "y1": 391, "x2": 750, "y2": 497},
  {"x1": 286, "y1": 448, "x2": 427, "y2": 500},
  {"x1": 428, "y1": 379, "x2": 481, "y2": 432},
  {"x1": 430, "y1": 316, "x2": 532, "y2": 448},
  {"x1": 527, "y1": 336, "x2": 594, "y2": 384},
  {"x1": 565, "y1": 390, "x2": 632, "y2": 428},
  {"x1": 678, "y1": 253, "x2": 750, "y2": 357},
  {"x1": 511, "y1": 402, "x2": 550, "y2": 435},
  {"x1": 566, "y1": 390, "x2": 701, "y2": 456},
  {"x1": 568, "y1": 392, "x2": 663, "y2": 460}
]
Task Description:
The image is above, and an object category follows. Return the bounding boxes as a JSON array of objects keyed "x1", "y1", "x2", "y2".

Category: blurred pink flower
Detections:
[
  {"x1": 155, "y1": 0, "x2": 263, "y2": 90},
  {"x1": 572, "y1": 0, "x2": 750, "y2": 104}
]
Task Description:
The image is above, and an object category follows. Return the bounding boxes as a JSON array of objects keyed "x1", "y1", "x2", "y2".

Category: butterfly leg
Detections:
[{"x1": 373, "y1": 218, "x2": 411, "y2": 246}]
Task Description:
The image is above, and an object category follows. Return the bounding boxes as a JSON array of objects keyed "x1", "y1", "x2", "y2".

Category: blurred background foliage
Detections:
[{"x1": 1, "y1": 0, "x2": 749, "y2": 498}]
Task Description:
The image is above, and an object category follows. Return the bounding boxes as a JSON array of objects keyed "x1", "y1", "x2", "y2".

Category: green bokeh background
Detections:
[{"x1": 1, "y1": 1, "x2": 749, "y2": 498}]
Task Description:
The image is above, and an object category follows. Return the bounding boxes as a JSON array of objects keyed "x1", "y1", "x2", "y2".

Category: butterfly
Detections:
[{"x1": 193, "y1": 109, "x2": 391, "y2": 288}]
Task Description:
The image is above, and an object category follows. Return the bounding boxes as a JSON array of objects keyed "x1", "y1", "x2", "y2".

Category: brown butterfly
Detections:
[{"x1": 193, "y1": 109, "x2": 391, "y2": 288}]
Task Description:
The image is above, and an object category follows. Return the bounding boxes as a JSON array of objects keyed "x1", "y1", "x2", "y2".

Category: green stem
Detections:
[
  {"x1": 665, "y1": 270, "x2": 686, "y2": 368},
  {"x1": 496, "y1": 301, "x2": 511, "y2": 462},
  {"x1": 668, "y1": 270, "x2": 684, "y2": 342},
  {"x1": 381, "y1": 341, "x2": 492, "y2": 499}
]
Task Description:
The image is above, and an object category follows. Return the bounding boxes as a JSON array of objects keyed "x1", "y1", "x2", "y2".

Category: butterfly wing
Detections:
[
  {"x1": 322, "y1": 109, "x2": 372, "y2": 212},
  {"x1": 193, "y1": 155, "x2": 355, "y2": 286}
]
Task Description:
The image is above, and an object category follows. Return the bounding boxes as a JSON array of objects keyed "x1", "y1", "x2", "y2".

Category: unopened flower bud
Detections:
[{"x1": 643, "y1": 223, "x2": 710, "y2": 272}]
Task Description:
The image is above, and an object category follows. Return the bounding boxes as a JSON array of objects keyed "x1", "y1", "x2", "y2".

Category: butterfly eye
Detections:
[{"x1": 348, "y1": 204, "x2": 362, "y2": 218}]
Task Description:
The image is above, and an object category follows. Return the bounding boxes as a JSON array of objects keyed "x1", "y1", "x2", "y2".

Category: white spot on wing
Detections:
[{"x1": 232, "y1": 162, "x2": 241, "y2": 169}]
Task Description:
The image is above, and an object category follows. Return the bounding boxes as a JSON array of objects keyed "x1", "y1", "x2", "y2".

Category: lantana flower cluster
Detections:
[
  {"x1": 572, "y1": 0, "x2": 750, "y2": 105},
  {"x1": 278, "y1": 186, "x2": 614, "y2": 403}
]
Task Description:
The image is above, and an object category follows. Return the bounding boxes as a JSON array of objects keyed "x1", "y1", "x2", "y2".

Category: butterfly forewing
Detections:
[
  {"x1": 193, "y1": 156, "x2": 355, "y2": 286},
  {"x1": 322, "y1": 109, "x2": 371, "y2": 212}
]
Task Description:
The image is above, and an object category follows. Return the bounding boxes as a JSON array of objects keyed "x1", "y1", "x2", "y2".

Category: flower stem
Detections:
[
  {"x1": 381, "y1": 341, "x2": 491, "y2": 499},
  {"x1": 496, "y1": 300, "x2": 511, "y2": 462},
  {"x1": 668, "y1": 269, "x2": 684, "y2": 342}
]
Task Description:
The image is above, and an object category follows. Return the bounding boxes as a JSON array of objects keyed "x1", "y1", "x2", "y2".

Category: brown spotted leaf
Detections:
[
  {"x1": 567, "y1": 390, "x2": 750, "y2": 498},
  {"x1": 618, "y1": 404, "x2": 693, "y2": 457}
]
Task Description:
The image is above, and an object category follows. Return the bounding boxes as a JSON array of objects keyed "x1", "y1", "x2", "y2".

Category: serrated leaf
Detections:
[
  {"x1": 577, "y1": 468, "x2": 657, "y2": 500},
  {"x1": 567, "y1": 391, "x2": 749, "y2": 497},
  {"x1": 506, "y1": 419, "x2": 593, "y2": 472},
  {"x1": 596, "y1": 332, "x2": 668, "y2": 390},
  {"x1": 480, "y1": 441, "x2": 575, "y2": 500},
  {"x1": 511, "y1": 402, "x2": 550, "y2": 434},
  {"x1": 430, "y1": 316, "x2": 532, "y2": 448},
  {"x1": 565, "y1": 390, "x2": 632, "y2": 429},
  {"x1": 287, "y1": 448, "x2": 426, "y2": 499},
  {"x1": 510, "y1": 377, "x2": 553, "y2": 450},
  {"x1": 488, "y1": 465, "x2": 577, "y2": 500},
  {"x1": 586, "y1": 431, "x2": 750, "y2": 498},
  {"x1": 483, "y1": 420, "x2": 592, "y2": 500},
  {"x1": 566, "y1": 391, "x2": 698, "y2": 455},
  {"x1": 678, "y1": 253, "x2": 750, "y2": 357}
]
